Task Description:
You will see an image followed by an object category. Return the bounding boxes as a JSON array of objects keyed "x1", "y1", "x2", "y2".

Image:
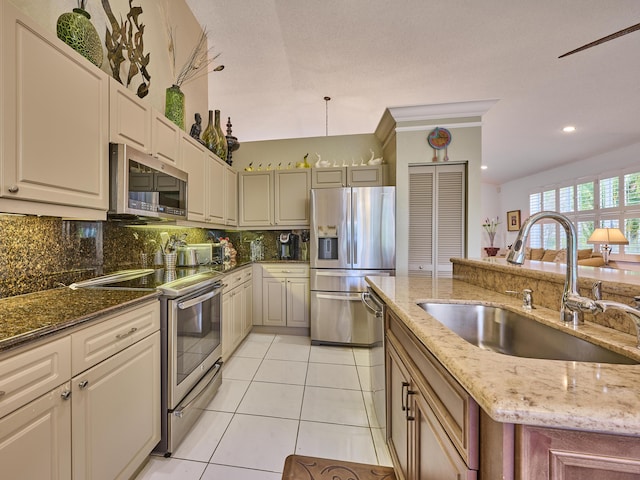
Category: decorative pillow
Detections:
[
  {"x1": 541, "y1": 249, "x2": 559, "y2": 262},
  {"x1": 578, "y1": 248, "x2": 593, "y2": 260},
  {"x1": 524, "y1": 247, "x2": 532, "y2": 259},
  {"x1": 530, "y1": 248, "x2": 545, "y2": 261},
  {"x1": 554, "y1": 249, "x2": 567, "y2": 262},
  {"x1": 578, "y1": 257, "x2": 605, "y2": 267}
]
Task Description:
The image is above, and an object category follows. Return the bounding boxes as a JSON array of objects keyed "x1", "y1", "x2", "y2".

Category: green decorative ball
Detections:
[{"x1": 56, "y1": 8, "x2": 103, "y2": 68}]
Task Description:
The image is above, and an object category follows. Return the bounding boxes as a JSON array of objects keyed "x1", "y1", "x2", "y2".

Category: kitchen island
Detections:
[{"x1": 367, "y1": 270, "x2": 640, "y2": 479}]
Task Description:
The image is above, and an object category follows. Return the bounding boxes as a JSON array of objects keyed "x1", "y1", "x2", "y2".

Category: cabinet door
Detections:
[
  {"x1": 413, "y1": 390, "x2": 476, "y2": 480},
  {"x1": 239, "y1": 171, "x2": 274, "y2": 226},
  {"x1": 222, "y1": 289, "x2": 233, "y2": 359},
  {"x1": 286, "y1": 277, "x2": 310, "y2": 327},
  {"x1": 109, "y1": 78, "x2": 151, "y2": 152},
  {"x1": 275, "y1": 170, "x2": 311, "y2": 226},
  {"x1": 262, "y1": 277, "x2": 287, "y2": 326},
  {"x1": 72, "y1": 332, "x2": 160, "y2": 480},
  {"x1": 207, "y1": 155, "x2": 225, "y2": 224},
  {"x1": 0, "y1": 383, "x2": 71, "y2": 480},
  {"x1": 387, "y1": 343, "x2": 410, "y2": 480},
  {"x1": 152, "y1": 109, "x2": 181, "y2": 167},
  {"x1": 180, "y1": 135, "x2": 207, "y2": 222},
  {"x1": 242, "y1": 281, "x2": 253, "y2": 336},
  {"x1": 348, "y1": 165, "x2": 386, "y2": 186},
  {"x1": 1, "y1": 3, "x2": 109, "y2": 211},
  {"x1": 312, "y1": 167, "x2": 346, "y2": 188},
  {"x1": 225, "y1": 167, "x2": 238, "y2": 226}
]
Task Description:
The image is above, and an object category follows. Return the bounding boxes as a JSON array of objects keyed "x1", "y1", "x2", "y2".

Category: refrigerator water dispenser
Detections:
[{"x1": 317, "y1": 237, "x2": 338, "y2": 260}]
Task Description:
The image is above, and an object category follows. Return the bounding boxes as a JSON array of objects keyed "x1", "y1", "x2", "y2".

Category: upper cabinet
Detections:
[
  {"x1": 311, "y1": 165, "x2": 388, "y2": 188},
  {"x1": 1, "y1": 2, "x2": 109, "y2": 218},
  {"x1": 109, "y1": 80, "x2": 180, "y2": 168},
  {"x1": 180, "y1": 134, "x2": 232, "y2": 228},
  {"x1": 239, "y1": 169, "x2": 311, "y2": 228},
  {"x1": 225, "y1": 167, "x2": 238, "y2": 227}
]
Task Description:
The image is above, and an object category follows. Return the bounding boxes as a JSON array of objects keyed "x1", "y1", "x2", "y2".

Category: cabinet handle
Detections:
[
  {"x1": 405, "y1": 389, "x2": 416, "y2": 421},
  {"x1": 7, "y1": 186, "x2": 19, "y2": 193},
  {"x1": 61, "y1": 390, "x2": 71, "y2": 400},
  {"x1": 401, "y1": 382, "x2": 409, "y2": 411},
  {"x1": 116, "y1": 327, "x2": 138, "y2": 339},
  {"x1": 78, "y1": 380, "x2": 89, "y2": 389}
]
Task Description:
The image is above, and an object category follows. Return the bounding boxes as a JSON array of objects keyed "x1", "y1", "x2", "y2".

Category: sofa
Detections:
[{"x1": 525, "y1": 247, "x2": 605, "y2": 267}]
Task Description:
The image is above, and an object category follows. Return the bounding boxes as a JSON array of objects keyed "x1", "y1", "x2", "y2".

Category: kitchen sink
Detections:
[{"x1": 417, "y1": 302, "x2": 637, "y2": 364}]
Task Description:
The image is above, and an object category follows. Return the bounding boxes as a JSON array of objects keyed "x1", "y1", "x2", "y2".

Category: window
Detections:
[{"x1": 529, "y1": 170, "x2": 640, "y2": 262}]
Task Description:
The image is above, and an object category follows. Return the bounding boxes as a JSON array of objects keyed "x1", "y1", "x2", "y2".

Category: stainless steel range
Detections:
[{"x1": 70, "y1": 267, "x2": 224, "y2": 456}]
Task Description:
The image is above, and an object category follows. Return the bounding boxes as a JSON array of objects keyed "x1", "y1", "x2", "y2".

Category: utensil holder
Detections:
[{"x1": 164, "y1": 252, "x2": 177, "y2": 270}]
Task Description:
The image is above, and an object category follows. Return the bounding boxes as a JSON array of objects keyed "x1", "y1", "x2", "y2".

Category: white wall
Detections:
[
  {"x1": 481, "y1": 182, "x2": 502, "y2": 249},
  {"x1": 498, "y1": 140, "x2": 640, "y2": 247}
]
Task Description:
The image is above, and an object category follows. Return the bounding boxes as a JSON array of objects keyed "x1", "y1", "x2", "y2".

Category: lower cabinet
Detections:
[
  {"x1": 262, "y1": 275, "x2": 309, "y2": 328},
  {"x1": 72, "y1": 332, "x2": 160, "y2": 480},
  {"x1": 386, "y1": 309, "x2": 478, "y2": 480},
  {"x1": 0, "y1": 300, "x2": 160, "y2": 480},
  {"x1": 0, "y1": 382, "x2": 72, "y2": 480},
  {"x1": 222, "y1": 266, "x2": 253, "y2": 358}
]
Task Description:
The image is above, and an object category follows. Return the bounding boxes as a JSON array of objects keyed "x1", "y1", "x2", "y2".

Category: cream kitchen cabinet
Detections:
[
  {"x1": 1, "y1": 1, "x2": 109, "y2": 218},
  {"x1": 222, "y1": 266, "x2": 253, "y2": 359},
  {"x1": 386, "y1": 309, "x2": 478, "y2": 480},
  {"x1": 311, "y1": 165, "x2": 388, "y2": 188},
  {"x1": 239, "y1": 170, "x2": 311, "y2": 228},
  {"x1": 109, "y1": 79, "x2": 181, "y2": 168},
  {"x1": 0, "y1": 299, "x2": 160, "y2": 480},
  {"x1": 225, "y1": 167, "x2": 238, "y2": 226},
  {"x1": 0, "y1": 382, "x2": 72, "y2": 480},
  {"x1": 180, "y1": 134, "x2": 230, "y2": 227},
  {"x1": 261, "y1": 264, "x2": 309, "y2": 328},
  {"x1": 71, "y1": 331, "x2": 160, "y2": 480}
]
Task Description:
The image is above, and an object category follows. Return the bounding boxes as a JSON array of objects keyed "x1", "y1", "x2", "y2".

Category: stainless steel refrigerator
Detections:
[{"x1": 310, "y1": 187, "x2": 395, "y2": 346}]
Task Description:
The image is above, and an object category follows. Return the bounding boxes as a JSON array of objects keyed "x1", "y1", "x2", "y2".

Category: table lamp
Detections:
[{"x1": 587, "y1": 228, "x2": 629, "y2": 265}]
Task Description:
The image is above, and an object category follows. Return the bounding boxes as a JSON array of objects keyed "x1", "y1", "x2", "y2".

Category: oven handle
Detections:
[
  {"x1": 177, "y1": 286, "x2": 225, "y2": 310},
  {"x1": 173, "y1": 360, "x2": 223, "y2": 418}
]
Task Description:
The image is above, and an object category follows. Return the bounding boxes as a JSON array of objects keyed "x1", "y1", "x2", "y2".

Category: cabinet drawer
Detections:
[
  {"x1": 71, "y1": 301, "x2": 160, "y2": 376},
  {"x1": 0, "y1": 336, "x2": 71, "y2": 419},
  {"x1": 388, "y1": 310, "x2": 479, "y2": 469},
  {"x1": 224, "y1": 266, "x2": 252, "y2": 290},
  {"x1": 261, "y1": 264, "x2": 309, "y2": 277}
]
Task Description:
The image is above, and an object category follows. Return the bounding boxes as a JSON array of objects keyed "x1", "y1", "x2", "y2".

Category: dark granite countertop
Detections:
[{"x1": 0, "y1": 288, "x2": 160, "y2": 353}]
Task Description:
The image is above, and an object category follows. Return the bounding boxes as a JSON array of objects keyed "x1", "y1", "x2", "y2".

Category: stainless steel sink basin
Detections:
[{"x1": 417, "y1": 302, "x2": 637, "y2": 364}]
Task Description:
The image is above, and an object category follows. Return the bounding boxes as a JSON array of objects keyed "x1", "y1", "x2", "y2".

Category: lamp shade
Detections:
[{"x1": 587, "y1": 227, "x2": 629, "y2": 245}]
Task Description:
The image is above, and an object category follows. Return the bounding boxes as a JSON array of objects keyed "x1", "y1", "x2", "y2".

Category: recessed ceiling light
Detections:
[
  {"x1": 481, "y1": 165, "x2": 488, "y2": 170},
  {"x1": 562, "y1": 126, "x2": 576, "y2": 133}
]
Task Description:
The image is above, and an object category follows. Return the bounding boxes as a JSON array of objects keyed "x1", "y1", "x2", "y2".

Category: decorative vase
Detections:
[
  {"x1": 201, "y1": 110, "x2": 218, "y2": 152},
  {"x1": 56, "y1": 7, "x2": 103, "y2": 67},
  {"x1": 165, "y1": 85, "x2": 185, "y2": 130},
  {"x1": 213, "y1": 110, "x2": 228, "y2": 161},
  {"x1": 484, "y1": 247, "x2": 500, "y2": 257}
]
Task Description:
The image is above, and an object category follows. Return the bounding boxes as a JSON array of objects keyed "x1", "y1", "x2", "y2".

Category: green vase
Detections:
[
  {"x1": 56, "y1": 8, "x2": 103, "y2": 67},
  {"x1": 165, "y1": 85, "x2": 185, "y2": 130},
  {"x1": 214, "y1": 110, "x2": 228, "y2": 161},
  {"x1": 201, "y1": 110, "x2": 218, "y2": 152}
]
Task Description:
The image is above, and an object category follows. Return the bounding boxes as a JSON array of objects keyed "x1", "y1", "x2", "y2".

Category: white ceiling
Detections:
[{"x1": 186, "y1": 0, "x2": 640, "y2": 184}]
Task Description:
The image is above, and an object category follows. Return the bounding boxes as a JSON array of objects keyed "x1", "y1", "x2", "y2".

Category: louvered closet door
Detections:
[{"x1": 409, "y1": 164, "x2": 466, "y2": 277}]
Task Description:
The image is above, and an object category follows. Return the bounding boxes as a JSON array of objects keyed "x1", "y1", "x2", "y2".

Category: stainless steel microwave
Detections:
[{"x1": 109, "y1": 143, "x2": 188, "y2": 221}]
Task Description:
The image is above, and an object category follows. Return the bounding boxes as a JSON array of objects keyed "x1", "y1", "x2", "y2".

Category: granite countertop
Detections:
[
  {"x1": 0, "y1": 288, "x2": 160, "y2": 353},
  {"x1": 366, "y1": 275, "x2": 640, "y2": 436}
]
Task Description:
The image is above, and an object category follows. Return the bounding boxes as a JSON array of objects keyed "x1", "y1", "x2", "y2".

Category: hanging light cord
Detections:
[{"x1": 324, "y1": 96, "x2": 331, "y2": 136}]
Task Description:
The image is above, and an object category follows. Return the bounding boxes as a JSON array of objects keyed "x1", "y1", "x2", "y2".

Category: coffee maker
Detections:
[{"x1": 279, "y1": 233, "x2": 299, "y2": 260}]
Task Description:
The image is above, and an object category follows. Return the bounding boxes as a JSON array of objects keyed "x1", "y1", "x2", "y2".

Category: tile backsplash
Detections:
[{"x1": 0, "y1": 215, "x2": 308, "y2": 298}]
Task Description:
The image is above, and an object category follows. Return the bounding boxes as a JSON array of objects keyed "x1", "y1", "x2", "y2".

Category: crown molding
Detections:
[{"x1": 387, "y1": 99, "x2": 498, "y2": 123}]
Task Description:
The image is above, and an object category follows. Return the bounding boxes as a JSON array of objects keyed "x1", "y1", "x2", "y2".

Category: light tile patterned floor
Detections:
[{"x1": 134, "y1": 333, "x2": 391, "y2": 480}]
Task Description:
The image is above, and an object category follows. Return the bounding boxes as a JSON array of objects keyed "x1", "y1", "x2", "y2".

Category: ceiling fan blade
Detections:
[{"x1": 559, "y1": 22, "x2": 640, "y2": 58}]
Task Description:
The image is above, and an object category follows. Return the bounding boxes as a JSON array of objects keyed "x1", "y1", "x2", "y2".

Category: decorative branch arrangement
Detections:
[
  {"x1": 102, "y1": 0, "x2": 151, "y2": 98},
  {"x1": 162, "y1": 5, "x2": 221, "y2": 88}
]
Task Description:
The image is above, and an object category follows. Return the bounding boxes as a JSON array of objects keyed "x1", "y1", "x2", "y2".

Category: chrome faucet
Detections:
[
  {"x1": 590, "y1": 281, "x2": 640, "y2": 348},
  {"x1": 507, "y1": 211, "x2": 583, "y2": 326}
]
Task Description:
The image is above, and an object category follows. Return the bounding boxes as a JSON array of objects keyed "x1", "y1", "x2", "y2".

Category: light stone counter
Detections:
[{"x1": 366, "y1": 274, "x2": 640, "y2": 436}]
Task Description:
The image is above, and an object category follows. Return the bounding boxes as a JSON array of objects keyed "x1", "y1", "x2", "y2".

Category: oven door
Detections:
[{"x1": 167, "y1": 286, "x2": 222, "y2": 409}]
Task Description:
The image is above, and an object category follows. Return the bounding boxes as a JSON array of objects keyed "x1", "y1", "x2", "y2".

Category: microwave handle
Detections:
[{"x1": 177, "y1": 288, "x2": 222, "y2": 310}]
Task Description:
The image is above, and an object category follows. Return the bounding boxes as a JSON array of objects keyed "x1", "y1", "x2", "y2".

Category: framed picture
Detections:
[{"x1": 507, "y1": 210, "x2": 521, "y2": 231}]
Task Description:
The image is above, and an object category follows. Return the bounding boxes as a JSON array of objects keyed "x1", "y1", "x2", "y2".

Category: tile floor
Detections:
[{"x1": 135, "y1": 332, "x2": 392, "y2": 480}]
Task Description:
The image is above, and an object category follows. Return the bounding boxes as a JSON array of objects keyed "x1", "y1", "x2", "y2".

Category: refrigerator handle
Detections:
[{"x1": 352, "y1": 190, "x2": 357, "y2": 265}]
